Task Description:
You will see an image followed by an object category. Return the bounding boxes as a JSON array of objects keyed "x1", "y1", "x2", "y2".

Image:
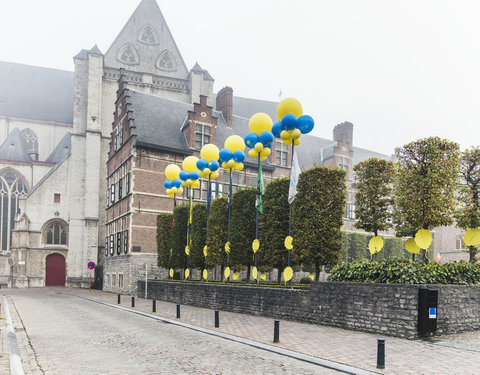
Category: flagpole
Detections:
[
  {"x1": 205, "y1": 176, "x2": 211, "y2": 273},
  {"x1": 226, "y1": 170, "x2": 233, "y2": 281},
  {"x1": 186, "y1": 186, "x2": 192, "y2": 279},
  {"x1": 255, "y1": 154, "x2": 260, "y2": 285},
  {"x1": 288, "y1": 143, "x2": 295, "y2": 269}
]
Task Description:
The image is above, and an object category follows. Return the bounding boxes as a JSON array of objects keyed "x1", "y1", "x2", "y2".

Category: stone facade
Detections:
[{"x1": 140, "y1": 280, "x2": 480, "y2": 339}]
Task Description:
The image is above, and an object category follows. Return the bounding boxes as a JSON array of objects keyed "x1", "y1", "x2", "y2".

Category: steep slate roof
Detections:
[
  {"x1": 190, "y1": 62, "x2": 214, "y2": 81},
  {"x1": 230, "y1": 96, "x2": 279, "y2": 122},
  {"x1": 352, "y1": 146, "x2": 392, "y2": 165},
  {"x1": 104, "y1": 0, "x2": 189, "y2": 80},
  {"x1": 0, "y1": 128, "x2": 31, "y2": 162},
  {"x1": 45, "y1": 132, "x2": 71, "y2": 163},
  {"x1": 0, "y1": 61, "x2": 74, "y2": 123}
]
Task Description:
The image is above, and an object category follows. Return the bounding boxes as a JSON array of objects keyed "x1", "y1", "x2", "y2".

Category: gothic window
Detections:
[
  {"x1": 195, "y1": 124, "x2": 211, "y2": 149},
  {"x1": 156, "y1": 51, "x2": 176, "y2": 71},
  {"x1": 139, "y1": 25, "x2": 158, "y2": 44},
  {"x1": 118, "y1": 45, "x2": 139, "y2": 65},
  {"x1": 275, "y1": 141, "x2": 288, "y2": 166},
  {"x1": 20, "y1": 128, "x2": 38, "y2": 154},
  {"x1": 44, "y1": 220, "x2": 68, "y2": 245},
  {"x1": 0, "y1": 170, "x2": 28, "y2": 251}
]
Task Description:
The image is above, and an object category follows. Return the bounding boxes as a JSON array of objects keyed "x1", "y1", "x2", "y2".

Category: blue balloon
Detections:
[
  {"x1": 179, "y1": 170, "x2": 189, "y2": 181},
  {"x1": 196, "y1": 158, "x2": 208, "y2": 171},
  {"x1": 244, "y1": 132, "x2": 259, "y2": 148},
  {"x1": 173, "y1": 179, "x2": 182, "y2": 188},
  {"x1": 259, "y1": 131, "x2": 274, "y2": 147},
  {"x1": 189, "y1": 171, "x2": 199, "y2": 180},
  {"x1": 298, "y1": 115, "x2": 315, "y2": 134},
  {"x1": 164, "y1": 180, "x2": 172, "y2": 189},
  {"x1": 272, "y1": 122, "x2": 283, "y2": 138},
  {"x1": 208, "y1": 160, "x2": 219, "y2": 171},
  {"x1": 219, "y1": 148, "x2": 233, "y2": 162},
  {"x1": 232, "y1": 150, "x2": 245, "y2": 163},
  {"x1": 282, "y1": 113, "x2": 297, "y2": 130}
]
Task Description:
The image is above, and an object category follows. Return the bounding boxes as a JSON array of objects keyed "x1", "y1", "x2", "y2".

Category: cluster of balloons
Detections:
[
  {"x1": 244, "y1": 113, "x2": 274, "y2": 161},
  {"x1": 164, "y1": 164, "x2": 183, "y2": 199},
  {"x1": 196, "y1": 144, "x2": 220, "y2": 179},
  {"x1": 219, "y1": 135, "x2": 246, "y2": 171},
  {"x1": 272, "y1": 98, "x2": 314, "y2": 146},
  {"x1": 179, "y1": 156, "x2": 200, "y2": 188}
]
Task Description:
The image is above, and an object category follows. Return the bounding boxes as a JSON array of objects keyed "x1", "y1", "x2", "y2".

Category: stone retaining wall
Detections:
[{"x1": 138, "y1": 280, "x2": 480, "y2": 339}]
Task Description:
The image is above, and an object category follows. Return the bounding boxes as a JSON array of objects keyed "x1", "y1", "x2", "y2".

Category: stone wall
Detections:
[{"x1": 139, "y1": 280, "x2": 480, "y2": 339}]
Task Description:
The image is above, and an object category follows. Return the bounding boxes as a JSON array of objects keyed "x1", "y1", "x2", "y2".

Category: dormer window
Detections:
[
  {"x1": 139, "y1": 25, "x2": 158, "y2": 44},
  {"x1": 156, "y1": 51, "x2": 176, "y2": 71},
  {"x1": 118, "y1": 45, "x2": 139, "y2": 65}
]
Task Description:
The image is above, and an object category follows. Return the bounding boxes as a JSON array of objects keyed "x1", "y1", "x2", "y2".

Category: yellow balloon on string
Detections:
[
  {"x1": 248, "y1": 113, "x2": 273, "y2": 136},
  {"x1": 169, "y1": 268, "x2": 174, "y2": 278},
  {"x1": 185, "y1": 268, "x2": 190, "y2": 279},
  {"x1": 224, "y1": 267, "x2": 231, "y2": 279},
  {"x1": 200, "y1": 144, "x2": 220, "y2": 162},
  {"x1": 185, "y1": 245, "x2": 190, "y2": 255},
  {"x1": 232, "y1": 272, "x2": 239, "y2": 280},
  {"x1": 165, "y1": 164, "x2": 181, "y2": 180},
  {"x1": 464, "y1": 228, "x2": 480, "y2": 246},
  {"x1": 224, "y1": 135, "x2": 245, "y2": 152},
  {"x1": 405, "y1": 238, "x2": 420, "y2": 253},
  {"x1": 368, "y1": 236, "x2": 384, "y2": 254},
  {"x1": 252, "y1": 267, "x2": 258, "y2": 280},
  {"x1": 415, "y1": 229, "x2": 432, "y2": 249},
  {"x1": 284, "y1": 236, "x2": 293, "y2": 250},
  {"x1": 182, "y1": 156, "x2": 198, "y2": 173},
  {"x1": 308, "y1": 273, "x2": 314, "y2": 281},
  {"x1": 203, "y1": 269, "x2": 208, "y2": 280},
  {"x1": 252, "y1": 239, "x2": 260, "y2": 253},
  {"x1": 260, "y1": 273, "x2": 266, "y2": 281},
  {"x1": 277, "y1": 97, "x2": 303, "y2": 120},
  {"x1": 225, "y1": 241, "x2": 231, "y2": 254},
  {"x1": 203, "y1": 245, "x2": 208, "y2": 257},
  {"x1": 283, "y1": 267, "x2": 293, "y2": 282}
]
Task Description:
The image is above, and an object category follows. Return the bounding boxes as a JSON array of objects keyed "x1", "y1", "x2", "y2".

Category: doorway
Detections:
[{"x1": 45, "y1": 253, "x2": 65, "y2": 286}]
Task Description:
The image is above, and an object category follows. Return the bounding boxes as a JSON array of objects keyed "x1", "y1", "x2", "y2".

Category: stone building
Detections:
[{"x1": 0, "y1": 0, "x2": 466, "y2": 291}]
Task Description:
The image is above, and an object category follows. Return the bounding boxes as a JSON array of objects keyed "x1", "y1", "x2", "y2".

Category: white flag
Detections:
[{"x1": 288, "y1": 151, "x2": 301, "y2": 204}]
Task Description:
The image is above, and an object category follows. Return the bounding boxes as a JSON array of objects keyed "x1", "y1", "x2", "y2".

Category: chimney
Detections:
[
  {"x1": 216, "y1": 86, "x2": 233, "y2": 127},
  {"x1": 333, "y1": 122, "x2": 353, "y2": 147}
]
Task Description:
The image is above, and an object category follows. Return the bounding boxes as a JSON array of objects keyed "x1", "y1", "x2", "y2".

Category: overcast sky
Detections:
[{"x1": 1, "y1": 0, "x2": 479, "y2": 155}]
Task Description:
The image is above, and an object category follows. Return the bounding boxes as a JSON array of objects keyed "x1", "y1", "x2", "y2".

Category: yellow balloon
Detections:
[
  {"x1": 405, "y1": 238, "x2": 420, "y2": 254},
  {"x1": 224, "y1": 241, "x2": 231, "y2": 254},
  {"x1": 308, "y1": 273, "x2": 314, "y2": 281},
  {"x1": 369, "y1": 236, "x2": 384, "y2": 254},
  {"x1": 464, "y1": 228, "x2": 480, "y2": 246},
  {"x1": 254, "y1": 142, "x2": 264, "y2": 152},
  {"x1": 203, "y1": 245, "x2": 208, "y2": 257},
  {"x1": 248, "y1": 149, "x2": 258, "y2": 159},
  {"x1": 227, "y1": 159, "x2": 235, "y2": 168},
  {"x1": 185, "y1": 245, "x2": 190, "y2": 255},
  {"x1": 178, "y1": 187, "x2": 184, "y2": 194},
  {"x1": 224, "y1": 267, "x2": 231, "y2": 279},
  {"x1": 252, "y1": 239, "x2": 260, "y2": 252},
  {"x1": 171, "y1": 187, "x2": 177, "y2": 193},
  {"x1": 293, "y1": 138, "x2": 300, "y2": 146},
  {"x1": 200, "y1": 144, "x2": 220, "y2": 162},
  {"x1": 283, "y1": 139, "x2": 292, "y2": 145},
  {"x1": 260, "y1": 148, "x2": 271, "y2": 157},
  {"x1": 166, "y1": 188, "x2": 172, "y2": 194},
  {"x1": 193, "y1": 180, "x2": 200, "y2": 187},
  {"x1": 284, "y1": 236, "x2": 293, "y2": 250},
  {"x1": 248, "y1": 112, "x2": 273, "y2": 136},
  {"x1": 198, "y1": 170, "x2": 205, "y2": 178},
  {"x1": 260, "y1": 273, "x2": 266, "y2": 281},
  {"x1": 277, "y1": 97, "x2": 303, "y2": 120},
  {"x1": 182, "y1": 156, "x2": 198, "y2": 173},
  {"x1": 252, "y1": 267, "x2": 258, "y2": 280},
  {"x1": 203, "y1": 168, "x2": 211, "y2": 175},
  {"x1": 232, "y1": 272, "x2": 239, "y2": 280},
  {"x1": 234, "y1": 162, "x2": 244, "y2": 171},
  {"x1": 203, "y1": 269, "x2": 208, "y2": 280},
  {"x1": 225, "y1": 135, "x2": 245, "y2": 152},
  {"x1": 165, "y1": 164, "x2": 181, "y2": 180},
  {"x1": 222, "y1": 161, "x2": 228, "y2": 169},
  {"x1": 283, "y1": 267, "x2": 293, "y2": 282},
  {"x1": 415, "y1": 229, "x2": 432, "y2": 249},
  {"x1": 260, "y1": 155, "x2": 267, "y2": 161},
  {"x1": 169, "y1": 268, "x2": 174, "y2": 278},
  {"x1": 211, "y1": 171, "x2": 219, "y2": 179},
  {"x1": 280, "y1": 130, "x2": 290, "y2": 140},
  {"x1": 185, "y1": 268, "x2": 190, "y2": 279},
  {"x1": 291, "y1": 128, "x2": 301, "y2": 140}
]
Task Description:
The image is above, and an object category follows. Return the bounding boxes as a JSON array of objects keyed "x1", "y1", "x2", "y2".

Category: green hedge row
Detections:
[{"x1": 329, "y1": 257, "x2": 480, "y2": 284}]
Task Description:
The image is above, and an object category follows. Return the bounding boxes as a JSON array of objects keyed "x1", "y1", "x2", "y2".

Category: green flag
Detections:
[{"x1": 256, "y1": 162, "x2": 264, "y2": 214}]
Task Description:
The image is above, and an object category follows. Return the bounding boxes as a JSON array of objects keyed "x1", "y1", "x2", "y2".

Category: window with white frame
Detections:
[
  {"x1": 339, "y1": 156, "x2": 349, "y2": 171},
  {"x1": 275, "y1": 141, "x2": 288, "y2": 166},
  {"x1": 195, "y1": 124, "x2": 211, "y2": 149}
]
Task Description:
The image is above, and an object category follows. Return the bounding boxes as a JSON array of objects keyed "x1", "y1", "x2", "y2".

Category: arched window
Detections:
[
  {"x1": 139, "y1": 25, "x2": 158, "y2": 44},
  {"x1": 117, "y1": 45, "x2": 139, "y2": 65},
  {"x1": 156, "y1": 51, "x2": 176, "y2": 71},
  {"x1": 44, "y1": 220, "x2": 68, "y2": 246},
  {"x1": 20, "y1": 128, "x2": 38, "y2": 154},
  {"x1": 0, "y1": 170, "x2": 28, "y2": 251}
]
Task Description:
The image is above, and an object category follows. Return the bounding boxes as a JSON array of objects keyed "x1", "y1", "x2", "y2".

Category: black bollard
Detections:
[
  {"x1": 377, "y1": 338, "x2": 385, "y2": 369},
  {"x1": 214, "y1": 310, "x2": 219, "y2": 328},
  {"x1": 131, "y1": 296, "x2": 135, "y2": 307},
  {"x1": 273, "y1": 320, "x2": 280, "y2": 343},
  {"x1": 152, "y1": 299, "x2": 156, "y2": 313},
  {"x1": 117, "y1": 294, "x2": 121, "y2": 304},
  {"x1": 176, "y1": 304, "x2": 181, "y2": 318}
]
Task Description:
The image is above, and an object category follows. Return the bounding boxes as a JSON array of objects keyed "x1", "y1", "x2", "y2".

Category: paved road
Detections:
[{"x1": 4, "y1": 289, "x2": 341, "y2": 375}]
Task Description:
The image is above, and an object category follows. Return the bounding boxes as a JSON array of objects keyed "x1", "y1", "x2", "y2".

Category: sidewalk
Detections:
[{"x1": 58, "y1": 287, "x2": 480, "y2": 375}]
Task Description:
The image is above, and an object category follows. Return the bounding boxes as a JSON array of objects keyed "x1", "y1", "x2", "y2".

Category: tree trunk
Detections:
[
  {"x1": 220, "y1": 265, "x2": 224, "y2": 282},
  {"x1": 470, "y1": 245, "x2": 477, "y2": 263},
  {"x1": 373, "y1": 230, "x2": 378, "y2": 262},
  {"x1": 315, "y1": 260, "x2": 320, "y2": 282},
  {"x1": 277, "y1": 268, "x2": 282, "y2": 285},
  {"x1": 246, "y1": 266, "x2": 251, "y2": 283}
]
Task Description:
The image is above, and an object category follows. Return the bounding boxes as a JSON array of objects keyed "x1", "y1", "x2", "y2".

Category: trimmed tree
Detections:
[
  {"x1": 157, "y1": 213, "x2": 173, "y2": 268},
  {"x1": 230, "y1": 187, "x2": 256, "y2": 281},
  {"x1": 455, "y1": 147, "x2": 480, "y2": 262},
  {"x1": 293, "y1": 166, "x2": 346, "y2": 280},
  {"x1": 190, "y1": 203, "x2": 207, "y2": 269},
  {"x1": 259, "y1": 178, "x2": 290, "y2": 284},
  {"x1": 170, "y1": 204, "x2": 189, "y2": 269},
  {"x1": 394, "y1": 137, "x2": 460, "y2": 261},
  {"x1": 206, "y1": 196, "x2": 228, "y2": 279},
  {"x1": 353, "y1": 157, "x2": 395, "y2": 260}
]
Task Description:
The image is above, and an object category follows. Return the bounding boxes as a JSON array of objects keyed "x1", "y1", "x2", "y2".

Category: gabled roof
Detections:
[
  {"x1": 0, "y1": 61, "x2": 74, "y2": 123},
  {"x1": 0, "y1": 128, "x2": 31, "y2": 162},
  {"x1": 46, "y1": 132, "x2": 71, "y2": 163},
  {"x1": 104, "y1": 0, "x2": 189, "y2": 80},
  {"x1": 190, "y1": 62, "x2": 214, "y2": 81}
]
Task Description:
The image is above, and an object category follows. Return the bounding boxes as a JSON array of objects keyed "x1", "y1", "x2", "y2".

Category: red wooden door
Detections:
[{"x1": 45, "y1": 254, "x2": 65, "y2": 286}]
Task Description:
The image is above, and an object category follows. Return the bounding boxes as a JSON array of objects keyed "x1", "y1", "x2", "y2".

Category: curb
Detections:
[
  {"x1": 63, "y1": 292, "x2": 378, "y2": 375},
  {"x1": 3, "y1": 296, "x2": 25, "y2": 375}
]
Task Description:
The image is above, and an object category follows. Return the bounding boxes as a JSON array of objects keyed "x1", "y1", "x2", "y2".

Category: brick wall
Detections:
[{"x1": 138, "y1": 280, "x2": 480, "y2": 339}]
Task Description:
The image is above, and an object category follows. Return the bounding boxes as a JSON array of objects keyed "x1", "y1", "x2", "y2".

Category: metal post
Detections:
[
  {"x1": 288, "y1": 143, "x2": 295, "y2": 269},
  {"x1": 176, "y1": 304, "x2": 181, "y2": 318},
  {"x1": 255, "y1": 154, "x2": 260, "y2": 284},
  {"x1": 152, "y1": 299, "x2": 156, "y2": 313},
  {"x1": 273, "y1": 320, "x2": 280, "y2": 343},
  {"x1": 214, "y1": 310, "x2": 219, "y2": 328},
  {"x1": 145, "y1": 263, "x2": 148, "y2": 299},
  {"x1": 131, "y1": 296, "x2": 135, "y2": 308},
  {"x1": 377, "y1": 338, "x2": 385, "y2": 369},
  {"x1": 117, "y1": 294, "x2": 121, "y2": 304}
]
